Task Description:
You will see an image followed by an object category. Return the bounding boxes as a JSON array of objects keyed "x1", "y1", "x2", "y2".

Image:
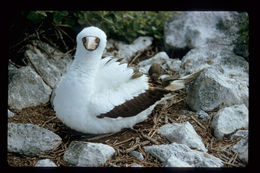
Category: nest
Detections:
[{"x1": 8, "y1": 89, "x2": 246, "y2": 167}]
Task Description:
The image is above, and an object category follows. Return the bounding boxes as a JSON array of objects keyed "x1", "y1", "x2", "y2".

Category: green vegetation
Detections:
[
  {"x1": 237, "y1": 14, "x2": 249, "y2": 47},
  {"x1": 24, "y1": 11, "x2": 173, "y2": 46}
]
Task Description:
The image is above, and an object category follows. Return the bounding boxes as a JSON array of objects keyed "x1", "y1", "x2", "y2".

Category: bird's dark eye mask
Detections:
[{"x1": 82, "y1": 36, "x2": 100, "y2": 51}]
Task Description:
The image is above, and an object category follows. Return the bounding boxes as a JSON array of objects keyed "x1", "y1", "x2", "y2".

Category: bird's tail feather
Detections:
[{"x1": 164, "y1": 69, "x2": 204, "y2": 92}]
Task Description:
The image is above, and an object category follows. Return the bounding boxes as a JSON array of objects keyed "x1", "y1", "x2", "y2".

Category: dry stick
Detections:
[
  {"x1": 113, "y1": 137, "x2": 134, "y2": 146},
  {"x1": 228, "y1": 152, "x2": 238, "y2": 164},
  {"x1": 41, "y1": 116, "x2": 57, "y2": 127},
  {"x1": 57, "y1": 27, "x2": 69, "y2": 51},
  {"x1": 25, "y1": 55, "x2": 53, "y2": 89},
  {"x1": 141, "y1": 133, "x2": 160, "y2": 145},
  {"x1": 58, "y1": 47, "x2": 76, "y2": 59},
  {"x1": 128, "y1": 51, "x2": 143, "y2": 66},
  {"x1": 57, "y1": 26, "x2": 75, "y2": 43},
  {"x1": 125, "y1": 141, "x2": 150, "y2": 153},
  {"x1": 190, "y1": 115, "x2": 206, "y2": 130}
]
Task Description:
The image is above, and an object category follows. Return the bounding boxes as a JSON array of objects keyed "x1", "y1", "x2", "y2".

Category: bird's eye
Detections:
[{"x1": 95, "y1": 37, "x2": 100, "y2": 43}]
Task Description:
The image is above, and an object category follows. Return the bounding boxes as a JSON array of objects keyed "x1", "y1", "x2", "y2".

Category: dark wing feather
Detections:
[{"x1": 96, "y1": 87, "x2": 169, "y2": 119}]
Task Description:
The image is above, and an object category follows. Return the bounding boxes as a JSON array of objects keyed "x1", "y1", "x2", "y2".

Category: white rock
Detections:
[
  {"x1": 129, "y1": 151, "x2": 144, "y2": 161},
  {"x1": 211, "y1": 104, "x2": 248, "y2": 140},
  {"x1": 8, "y1": 110, "x2": 15, "y2": 118},
  {"x1": 182, "y1": 49, "x2": 248, "y2": 111},
  {"x1": 8, "y1": 123, "x2": 62, "y2": 156},
  {"x1": 164, "y1": 12, "x2": 245, "y2": 56},
  {"x1": 138, "y1": 51, "x2": 181, "y2": 74},
  {"x1": 8, "y1": 65, "x2": 52, "y2": 110},
  {"x1": 144, "y1": 143, "x2": 223, "y2": 167},
  {"x1": 158, "y1": 122, "x2": 207, "y2": 152},
  {"x1": 25, "y1": 40, "x2": 72, "y2": 88},
  {"x1": 196, "y1": 110, "x2": 210, "y2": 122},
  {"x1": 103, "y1": 36, "x2": 153, "y2": 63},
  {"x1": 232, "y1": 135, "x2": 248, "y2": 163},
  {"x1": 164, "y1": 156, "x2": 193, "y2": 167},
  {"x1": 131, "y1": 163, "x2": 143, "y2": 167},
  {"x1": 63, "y1": 141, "x2": 115, "y2": 167},
  {"x1": 231, "y1": 130, "x2": 248, "y2": 141},
  {"x1": 35, "y1": 159, "x2": 57, "y2": 167}
]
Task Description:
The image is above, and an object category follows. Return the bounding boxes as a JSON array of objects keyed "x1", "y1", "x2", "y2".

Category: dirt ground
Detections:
[{"x1": 7, "y1": 89, "x2": 246, "y2": 167}]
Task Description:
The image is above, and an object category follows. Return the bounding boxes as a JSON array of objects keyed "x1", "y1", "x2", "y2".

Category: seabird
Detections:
[{"x1": 52, "y1": 26, "x2": 203, "y2": 134}]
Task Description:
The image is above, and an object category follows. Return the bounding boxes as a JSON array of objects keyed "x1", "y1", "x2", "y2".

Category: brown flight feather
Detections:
[{"x1": 96, "y1": 87, "x2": 169, "y2": 119}]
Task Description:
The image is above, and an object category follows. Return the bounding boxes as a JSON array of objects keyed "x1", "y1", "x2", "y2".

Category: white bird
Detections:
[{"x1": 52, "y1": 26, "x2": 203, "y2": 135}]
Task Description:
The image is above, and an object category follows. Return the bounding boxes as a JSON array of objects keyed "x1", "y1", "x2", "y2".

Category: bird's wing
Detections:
[{"x1": 88, "y1": 56, "x2": 151, "y2": 117}]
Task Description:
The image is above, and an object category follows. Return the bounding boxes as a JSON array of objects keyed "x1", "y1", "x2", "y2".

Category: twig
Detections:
[
  {"x1": 228, "y1": 152, "x2": 238, "y2": 164},
  {"x1": 58, "y1": 47, "x2": 75, "y2": 59},
  {"x1": 56, "y1": 26, "x2": 75, "y2": 43},
  {"x1": 141, "y1": 133, "x2": 160, "y2": 145},
  {"x1": 41, "y1": 116, "x2": 57, "y2": 127},
  {"x1": 128, "y1": 51, "x2": 142, "y2": 66},
  {"x1": 125, "y1": 141, "x2": 150, "y2": 153},
  {"x1": 113, "y1": 137, "x2": 134, "y2": 146},
  {"x1": 55, "y1": 26, "x2": 69, "y2": 51},
  {"x1": 222, "y1": 162, "x2": 241, "y2": 167},
  {"x1": 10, "y1": 30, "x2": 45, "y2": 50},
  {"x1": 9, "y1": 59, "x2": 23, "y2": 68},
  {"x1": 25, "y1": 55, "x2": 53, "y2": 89},
  {"x1": 190, "y1": 115, "x2": 206, "y2": 130}
]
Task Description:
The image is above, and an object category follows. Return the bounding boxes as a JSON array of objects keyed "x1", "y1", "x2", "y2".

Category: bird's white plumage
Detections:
[{"x1": 53, "y1": 26, "x2": 151, "y2": 134}]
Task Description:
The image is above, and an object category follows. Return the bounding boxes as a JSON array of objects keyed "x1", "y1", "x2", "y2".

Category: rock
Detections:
[
  {"x1": 63, "y1": 141, "x2": 115, "y2": 167},
  {"x1": 211, "y1": 104, "x2": 248, "y2": 140},
  {"x1": 8, "y1": 110, "x2": 15, "y2": 118},
  {"x1": 129, "y1": 151, "x2": 144, "y2": 161},
  {"x1": 8, "y1": 65, "x2": 52, "y2": 110},
  {"x1": 196, "y1": 110, "x2": 210, "y2": 122},
  {"x1": 158, "y1": 122, "x2": 207, "y2": 152},
  {"x1": 144, "y1": 143, "x2": 223, "y2": 167},
  {"x1": 181, "y1": 49, "x2": 248, "y2": 111},
  {"x1": 103, "y1": 36, "x2": 153, "y2": 63},
  {"x1": 8, "y1": 123, "x2": 62, "y2": 156},
  {"x1": 25, "y1": 40, "x2": 72, "y2": 88},
  {"x1": 164, "y1": 11, "x2": 246, "y2": 57},
  {"x1": 131, "y1": 163, "x2": 143, "y2": 167},
  {"x1": 230, "y1": 130, "x2": 248, "y2": 141},
  {"x1": 35, "y1": 159, "x2": 57, "y2": 167},
  {"x1": 232, "y1": 135, "x2": 248, "y2": 163},
  {"x1": 138, "y1": 51, "x2": 181, "y2": 74},
  {"x1": 164, "y1": 156, "x2": 192, "y2": 167}
]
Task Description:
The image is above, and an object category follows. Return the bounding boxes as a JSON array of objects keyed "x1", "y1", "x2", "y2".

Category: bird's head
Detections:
[{"x1": 76, "y1": 26, "x2": 107, "y2": 54}]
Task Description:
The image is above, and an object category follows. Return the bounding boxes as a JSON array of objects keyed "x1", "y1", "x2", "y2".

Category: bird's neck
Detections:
[
  {"x1": 70, "y1": 49, "x2": 103, "y2": 91},
  {"x1": 73, "y1": 48, "x2": 103, "y2": 72}
]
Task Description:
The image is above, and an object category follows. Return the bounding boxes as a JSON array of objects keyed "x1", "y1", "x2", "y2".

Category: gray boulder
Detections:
[
  {"x1": 196, "y1": 110, "x2": 211, "y2": 122},
  {"x1": 103, "y1": 36, "x2": 153, "y2": 63},
  {"x1": 25, "y1": 40, "x2": 72, "y2": 88},
  {"x1": 8, "y1": 65, "x2": 52, "y2": 110},
  {"x1": 164, "y1": 11, "x2": 246, "y2": 57},
  {"x1": 138, "y1": 51, "x2": 181, "y2": 74},
  {"x1": 158, "y1": 122, "x2": 207, "y2": 152},
  {"x1": 211, "y1": 104, "x2": 248, "y2": 140},
  {"x1": 63, "y1": 141, "x2": 115, "y2": 167},
  {"x1": 181, "y1": 48, "x2": 248, "y2": 111},
  {"x1": 164, "y1": 156, "x2": 193, "y2": 167},
  {"x1": 144, "y1": 142, "x2": 223, "y2": 167},
  {"x1": 8, "y1": 123, "x2": 62, "y2": 156},
  {"x1": 232, "y1": 135, "x2": 248, "y2": 163},
  {"x1": 8, "y1": 109, "x2": 15, "y2": 118},
  {"x1": 230, "y1": 130, "x2": 248, "y2": 141},
  {"x1": 129, "y1": 151, "x2": 144, "y2": 161},
  {"x1": 35, "y1": 159, "x2": 57, "y2": 167}
]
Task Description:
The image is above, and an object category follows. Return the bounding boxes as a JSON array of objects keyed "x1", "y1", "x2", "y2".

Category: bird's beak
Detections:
[{"x1": 82, "y1": 36, "x2": 100, "y2": 51}]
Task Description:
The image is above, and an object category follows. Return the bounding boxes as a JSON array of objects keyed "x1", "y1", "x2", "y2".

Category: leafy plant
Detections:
[{"x1": 24, "y1": 11, "x2": 173, "y2": 47}]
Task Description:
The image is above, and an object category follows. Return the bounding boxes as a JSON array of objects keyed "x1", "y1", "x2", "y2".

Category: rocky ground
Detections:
[{"x1": 8, "y1": 11, "x2": 248, "y2": 167}]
